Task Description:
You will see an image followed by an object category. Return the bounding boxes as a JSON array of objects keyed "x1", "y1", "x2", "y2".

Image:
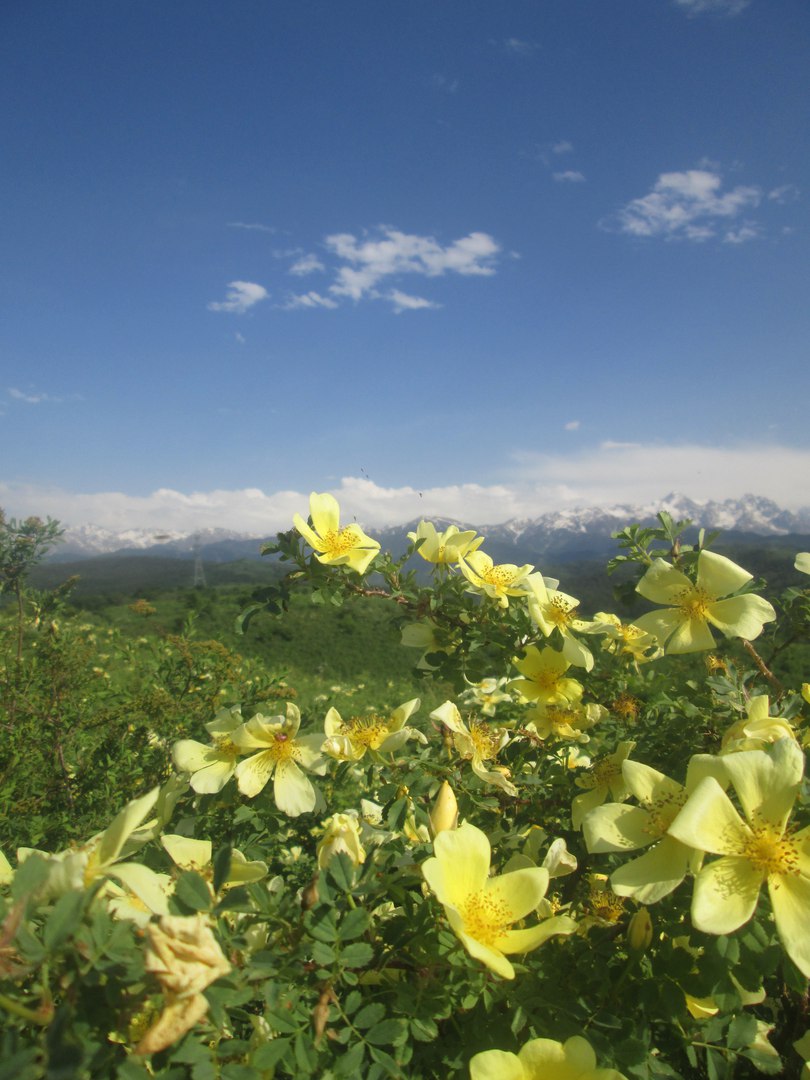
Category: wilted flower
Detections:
[
  {"x1": 633, "y1": 550, "x2": 776, "y2": 654},
  {"x1": 293, "y1": 492, "x2": 380, "y2": 574},
  {"x1": 422, "y1": 822, "x2": 576, "y2": 979},
  {"x1": 470, "y1": 1035, "x2": 627, "y2": 1080},
  {"x1": 136, "y1": 914, "x2": 230, "y2": 1055}
]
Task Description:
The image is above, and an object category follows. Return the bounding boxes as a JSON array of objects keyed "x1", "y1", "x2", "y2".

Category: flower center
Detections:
[
  {"x1": 582, "y1": 758, "x2": 621, "y2": 792},
  {"x1": 213, "y1": 734, "x2": 241, "y2": 760},
  {"x1": 677, "y1": 587, "x2": 712, "y2": 621},
  {"x1": 469, "y1": 720, "x2": 502, "y2": 760},
  {"x1": 342, "y1": 716, "x2": 389, "y2": 749},
  {"x1": 322, "y1": 526, "x2": 360, "y2": 557},
  {"x1": 547, "y1": 596, "x2": 574, "y2": 628},
  {"x1": 460, "y1": 890, "x2": 511, "y2": 947},
  {"x1": 743, "y1": 822, "x2": 800, "y2": 878},
  {"x1": 267, "y1": 733, "x2": 297, "y2": 763},
  {"x1": 482, "y1": 566, "x2": 516, "y2": 590}
]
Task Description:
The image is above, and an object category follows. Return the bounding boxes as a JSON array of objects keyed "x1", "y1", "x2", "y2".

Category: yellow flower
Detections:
[
  {"x1": 795, "y1": 552, "x2": 810, "y2": 576},
  {"x1": 323, "y1": 698, "x2": 426, "y2": 761},
  {"x1": 720, "y1": 694, "x2": 797, "y2": 753},
  {"x1": 526, "y1": 701, "x2": 606, "y2": 743},
  {"x1": 524, "y1": 573, "x2": 595, "y2": 670},
  {"x1": 231, "y1": 702, "x2": 328, "y2": 816},
  {"x1": 460, "y1": 550, "x2": 534, "y2": 608},
  {"x1": 429, "y1": 781, "x2": 459, "y2": 837},
  {"x1": 431, "y1": 700, "x2": 518, "y2": 796},
  {"x1": 633, "y1": 551, "x2": 776, "y2": 654},
  {"x1": 668, "y1": 738, "x2": 810, "y2": 977},
  {"x1": 470, "y1": 1035, "x2": 627, "y2": 1080},
  {"x1": 407, "y1": 520, "x2": 484, "y2": 565},
  {"x1": 422, "y1": 822, "x2": 576, "y2": 979},
  {"x1": 582, "y1": 755, "x2": 726, "y2": 904},
  {"x1": 172, "y1": 705, "x2": 245, "y2": 794},
  {"x1": 794, "y1": 1030, "x2": 810, "y2": 1080},
  {"x1": 510, "y1": 645, "x2": 584, "y2": 707},
  {"x1": 459, "y1": 676, "x2": 513, "y2": 716},
  {"x1": 316, "y1": 812, "x2": 366, "y2": 869},
  {"x1": 591, "y1": 612, "x2": 661, "y2": 663},
  {"x1": 293, "y1": 492, "x2": 380, "y2": 574},
  {"x1": 571, "y1": 742, "x2": 636, "y2": 830},
  {"x1": 161, "y1": 835, "x2": 268, "y2": 891}
]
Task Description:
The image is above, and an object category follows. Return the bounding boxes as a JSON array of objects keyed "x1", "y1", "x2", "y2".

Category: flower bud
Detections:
[
  {"x1": 316, "y1": 813, "x2": 365, "y2": 870},
  {"x1": 429, "y1": 781, "x2": 458, "y2": 837},
  {"x1": 627, "y1": 906, "x2": 653, "y2": 955}
]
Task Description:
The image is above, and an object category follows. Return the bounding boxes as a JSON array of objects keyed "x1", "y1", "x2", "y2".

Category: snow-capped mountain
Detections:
[{"x1": 50, "y1": 493, "x2": 810, "y2": 564}]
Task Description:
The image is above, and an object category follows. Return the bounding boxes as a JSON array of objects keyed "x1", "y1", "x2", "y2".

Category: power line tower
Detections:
[{"x1": 192, "y1": 534, "x2": 207, "y2": 588}]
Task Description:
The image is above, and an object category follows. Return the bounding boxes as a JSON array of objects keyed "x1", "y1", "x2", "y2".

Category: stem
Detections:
[
  {"x1": 0, "y1": 991, "x2": 50, "y2": 1026},
  {"x1": 742, "y1": 639, "x2": 785, "y2": 697}
]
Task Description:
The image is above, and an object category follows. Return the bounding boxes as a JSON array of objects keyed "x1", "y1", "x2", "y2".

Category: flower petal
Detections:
[
  {"x1": 706, "y1": 594, "x2": 776, "y2": 641},
  {"x1": 424, "y1": 822, "x2": 490, "y2": 908},
  {"x1": 485, "y1": 867, "x2": 549, "y2": 922},
  {"x1": 469, "y1": 1049, "x2": 525, "y2": 1080},
  {"x1": 691, "y1": 855, "x2": 763, "y2": 934},
  {"x1": 636, "y1": 559, "x2": 693, "y2": 605},
  {"x1": 235, "y1": 751, "x2": 275, "y2": 798},
  {"x1": 696, "y1": 550, "x2": 752, "y2": 598},
  {"x1": 309, "y1": 492, "x2": 340, "y2": 536},
  {"x1": 97, "y1": 788, "x2": 160, "y2": 868},
  {"x1": 769, "y1": 870, "x2": 810, "y2": 977},
  {"x1": 668, "y1": 777, "x2": 748, "y2": 856},
  {"x1": 273, "y1": 760, "x2": 316, "y2": 817},
  {"x1": 610, "y1": 836, "x2": 692, "y2": 903},
  {"x1": 722, "y1": 739, "x2": 803, "y2": 828},
  {"x1": 498, "y1": 914, "x2": 577, "y2": 954},
  {"x1": 584, "y1": 804, "x2": 655, "y2": 853}
]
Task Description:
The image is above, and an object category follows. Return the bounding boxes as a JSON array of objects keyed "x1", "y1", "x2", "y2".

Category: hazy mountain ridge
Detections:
[{"x1": 50, "y1": 493, "x2": 810, "y2": 565}]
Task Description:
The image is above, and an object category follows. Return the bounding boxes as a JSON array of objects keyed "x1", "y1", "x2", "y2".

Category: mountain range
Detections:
[{"x1": 48, "y1": 493, "x2": 810, "y2": 566}]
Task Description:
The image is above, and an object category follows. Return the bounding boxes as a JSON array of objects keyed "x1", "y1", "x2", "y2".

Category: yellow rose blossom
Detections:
[
  {"x1": 795, "y1": 552, "x2": 810, "y2": 575},
  {"x1": 316, "y1": 812, "x2": 366, "y2": 869},
  {"x1": 524, "y1": 573, "x2": 595, "y2": 670},
  {"x1": 510, "y1": 645, "x2": 584, "y2": 707},
  {"x1": 460, "y1": 549, "x2": 534, "y2": 608},
  {"x1": 407, "y1": 519, "x2": 484, "y2": 565},
  {"x1": 161, "y1": 835, "x2": 268, "y2": 892},
  {"x1": 231, "y1": 702, "x2": 328, "y2": 816},
  {"x1": 571, "y1": 742, "x2": 636, "y2": 830},
  {"x1": 459, "y1": 676, "x2": 513, "y2": 716},
  {"x1": 668, "y1": 737, "x2": 810, "y2": 977},
  {"x1": 794, "y1": 1031, "x2": 810, "y2": 1079},
  {"x1": 526, "y1": 701, "x2": 606, "y2": 743},
  {"x1": 470, "y1": 1035, "x2": 627, "y2": 1080},
  {"x1": 293, "y1": 491, "x2": 380, "y2": 574},
  {"x1": 323, "y1": 697, "x2": 426, "y2": 761},
  {"x1": 422, "y1": 821, "x2": 576, "y2": 979},
  {"x1": 720, "y1": 694, "x2": 797, "y2": 754},
  {"x1": 172, "y1": 705, "x2": 245, "y2": 795},
  {"x1": 591, "y1": 612, "x2": 661, "y2": 663},
  {"x1": 582, "y1": 755, "x2": 726, "y2": 904},
  {"x1": 431, "y1": 700, "x2": 518, "y2": 796},
  {"x1": 633, "y1": 550, "x2": 776, "y2": 655}
]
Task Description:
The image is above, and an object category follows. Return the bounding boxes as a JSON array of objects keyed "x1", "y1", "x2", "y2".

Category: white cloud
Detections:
[
  {"x1": 607, "y1": 169, "x2": 761, "y2": 241},
  {"x1": 723, "y1": 223, "x2": 761, "y2": 244},
  {"x1": 428, "y1": 74, "x2": 459, "y2": 94},
  {"x1": 4, "y1": 443, "x2": 808, "y2": 536},
  {"x1": 227, "y1": 221, "x2": 276, "y2": 234},
  {"x1": 282, "y1": 291, "x2": 339, "y2": 310},
  {"x1": 552, "y1": 141, "x2": 573, "y2": 155},
  {"x1": 553, "y1": 170, "x2": 585, "y2": 183},
  {"x1": 235, "y1": 332, "x2": 246, "y2": 344},
  {"x1": 388, "y1": 290, "x2": 441, "y2": 313},
  {"x1": 768, "y1": 184, "x2": 800, "y2": 204},
  {"x1": 674, "y1": 0, "x2": 751, "y2": 15},
  {"x1": 326, "y1": 228, "x2": 500, "y2": 302},
  {"x1": 289, "y1": 253, "x2": 325, "y2": 276},
  {"x1": 564, "y1": 420, "x2": 581, "y2": 431},
  {"x1": 7, "y1": 387, "x2": 80, "y2": 405},
  {"x1": 207, "y1": 281, "x2": 269, "y2": 314},
  {"x1": 504, "y1": 37, "x2": 537, "y2": 55}
]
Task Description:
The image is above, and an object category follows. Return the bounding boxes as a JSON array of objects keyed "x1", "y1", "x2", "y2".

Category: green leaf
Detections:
[
  {"x1": 333, "y1": 1042, "x2": 365, "y2": 1077},
  {"x1": 409, "y1": 1017, "x2": 438, "y2": 1043},
  {"x1": 174, "y1": 870, "x2": 212, "y2": 912},
  {"x1": 727, "y1": 1014, "x2": 759, "y2": 1051},
  {"x1": 252, "y1": 1040, "x2": 291, "y2": 1070},
  {"x1": 43, "y1": 890, "x2": 87, "y2": 951},
  {"x1": 340, "y1": 942, "x2": 373, "y2": 968},
  {"x1": 368, "y1": 1045, "x2": 401, "y2": 1076},
  {"x1": 339, "y1": 906, "x2": 370, "y2": 941},
  {"x1": 312, "y1": 940, "x2": 336, "y2": 966},
  {"x1": 326, "y1": 853, "x2": 356, "y2": 892},
  {"x1": 365, "y1": 1019, "x2": 408, "y2": 1047},
  {"x1": 354, "y1": 1003, "x2": 385, "y2": 1030},
  {"x1": 306, "y1": 909, "x2": 339, "y2": 943},
  {"x1": 212, "y1": 844, "x2": 233, "y2": 894},
  {"x1": 342, "y1": 990, "x2": 363, "y2": 1016},
  {"x1": 10, "y1": 853, "x2": 51, "y2": 902}
]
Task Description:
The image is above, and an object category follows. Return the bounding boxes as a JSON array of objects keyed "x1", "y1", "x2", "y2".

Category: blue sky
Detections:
[{"x1": 2, "y1": 0, "x2": 808, "y2": 533}]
